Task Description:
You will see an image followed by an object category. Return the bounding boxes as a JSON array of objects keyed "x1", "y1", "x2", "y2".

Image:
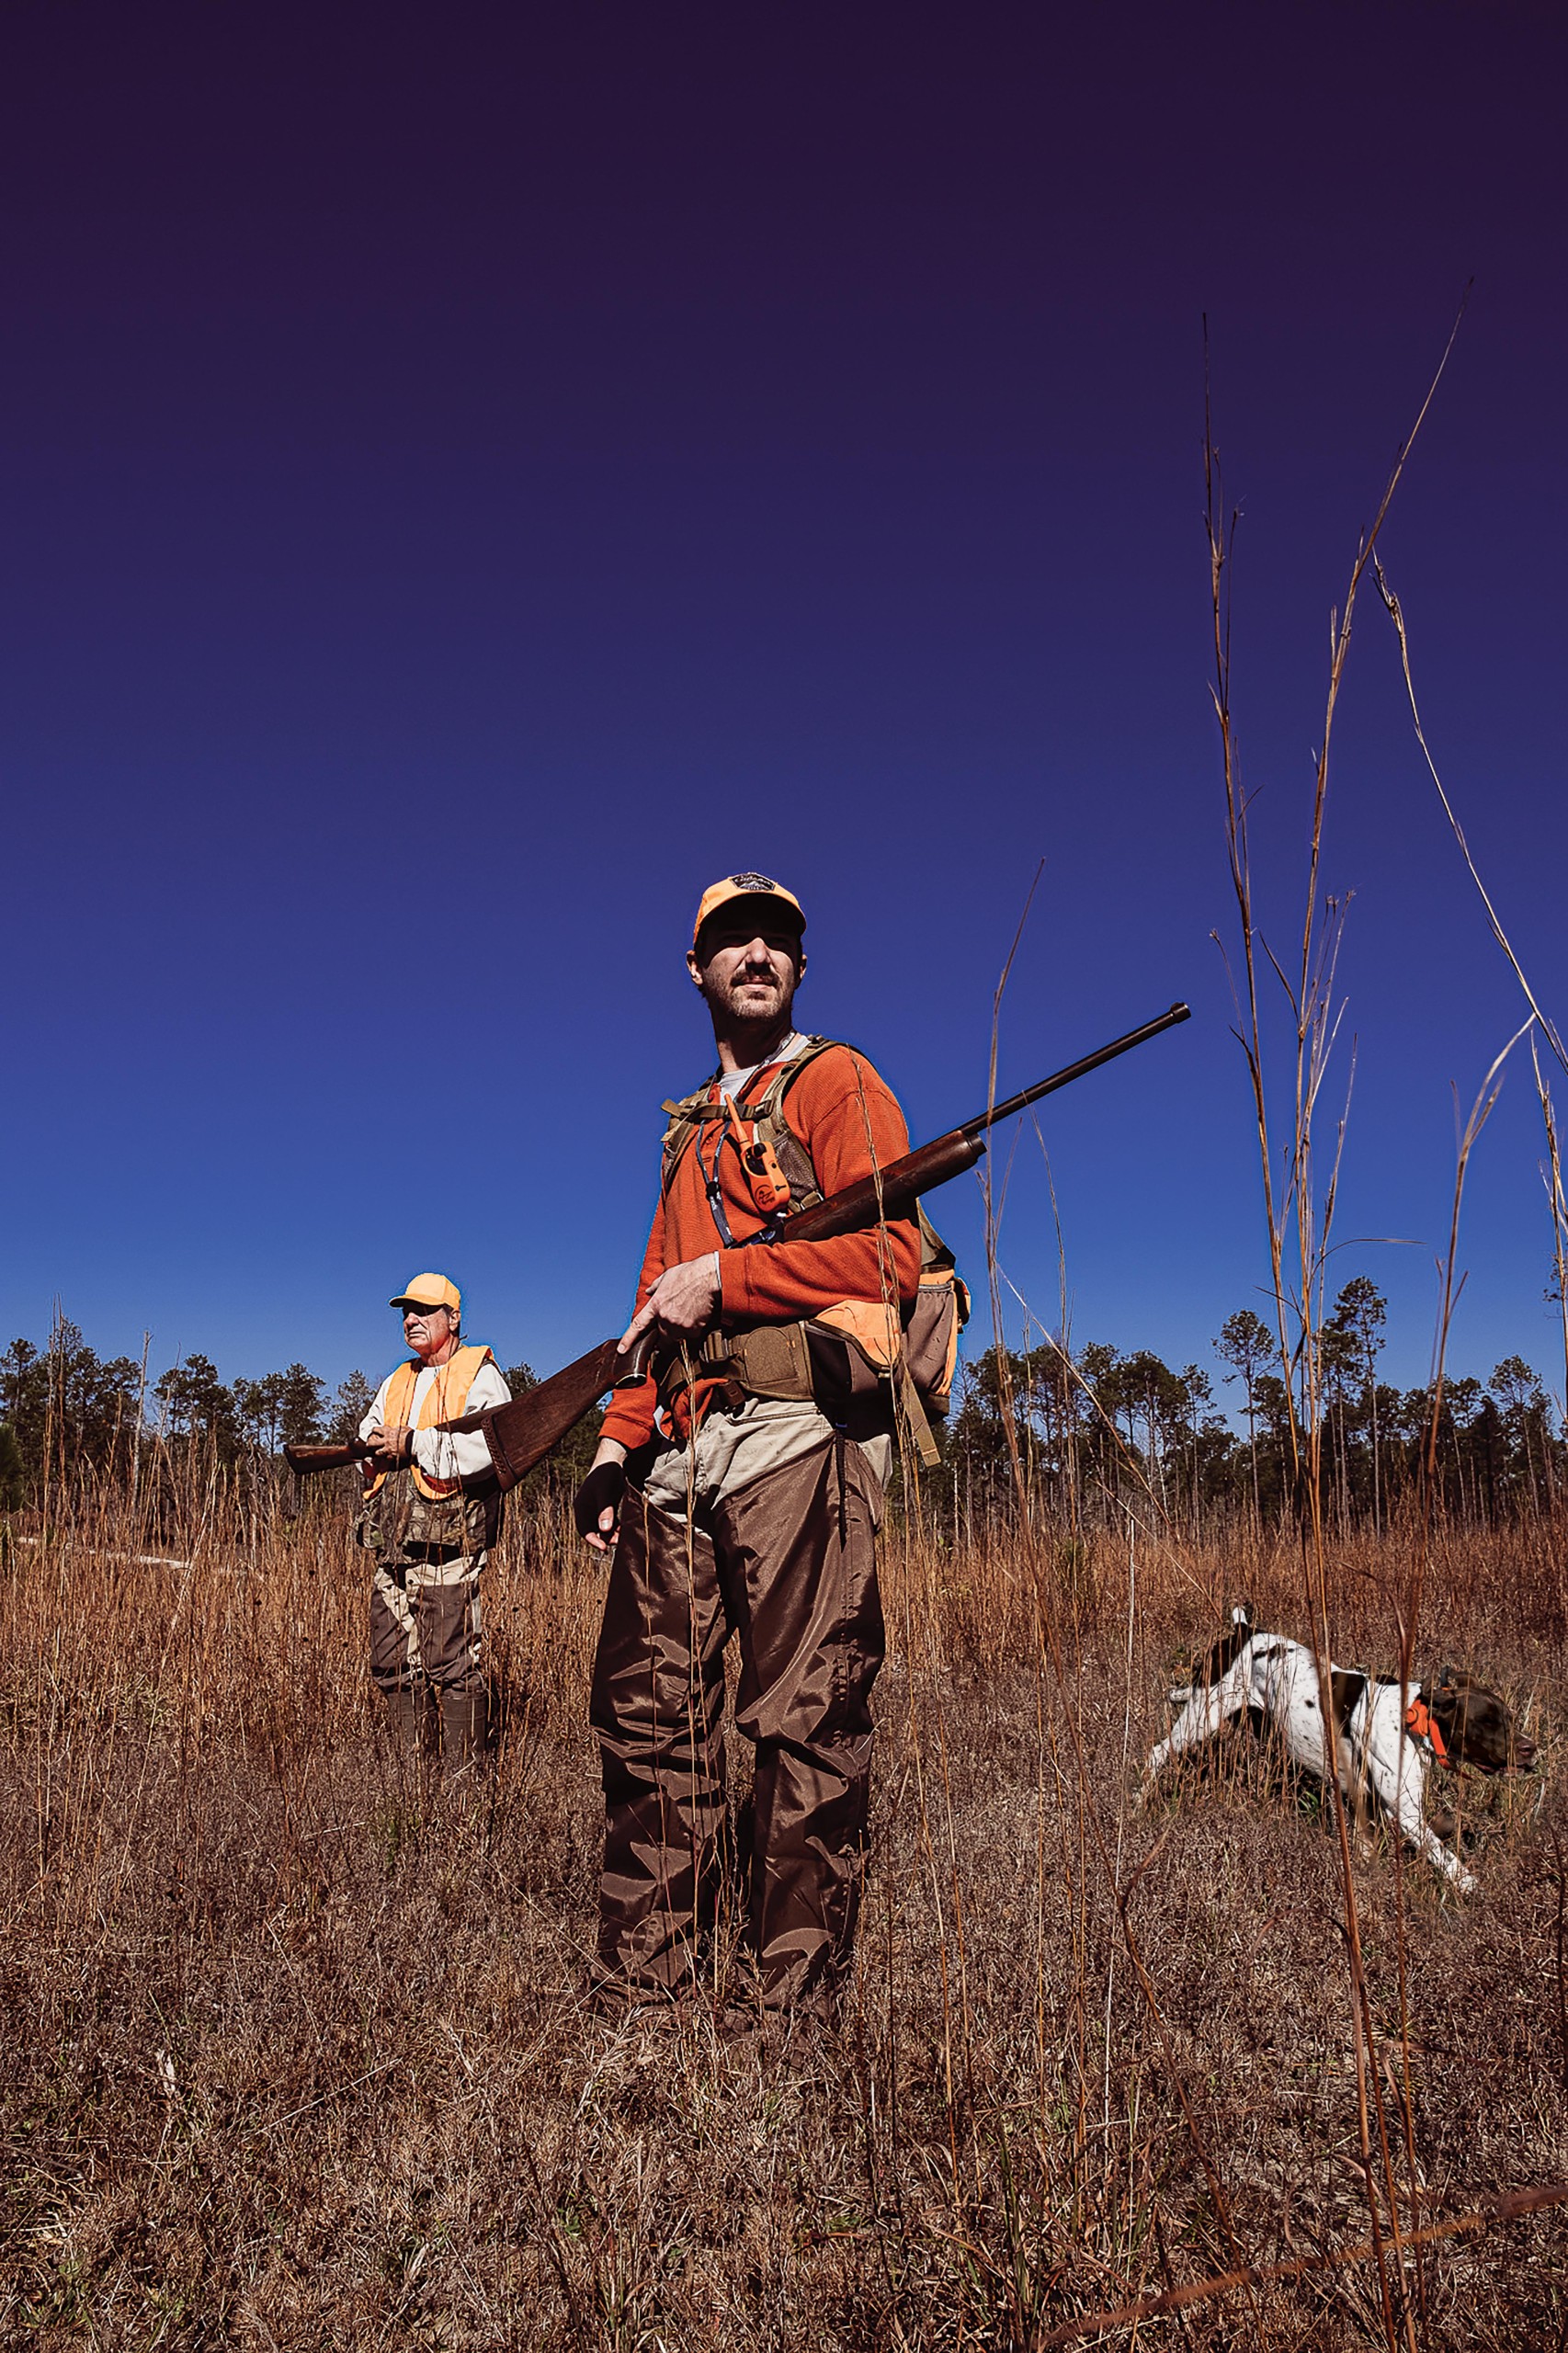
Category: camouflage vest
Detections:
[{"x1": 355, "y1": 1465, "x2": 500, "y2": 1571}]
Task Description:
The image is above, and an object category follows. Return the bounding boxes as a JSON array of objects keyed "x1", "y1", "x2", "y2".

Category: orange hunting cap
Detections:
[
  {"x1": 390, "y1": 1271, "x2": 462, "y2": 1315},
  {"x1": 692, "y1": 871, "x2": 806, "y2": 950}
]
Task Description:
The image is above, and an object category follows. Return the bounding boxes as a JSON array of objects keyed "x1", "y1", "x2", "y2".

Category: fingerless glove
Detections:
[{"x1": 574, "y1": 1459, "x2": 627, "y2": 1539}]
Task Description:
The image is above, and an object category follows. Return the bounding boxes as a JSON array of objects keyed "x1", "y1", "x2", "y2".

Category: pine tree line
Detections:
[
  {"x1": 1, "y1": 1282, "x2": 1560, "y2": 1529},
  {"x1": 927, "y1": 1278, "x2": 1562, "y2": 1534},
  {"x1": 0, "y1": 1323, "x2": 546, "y2": 1506}
]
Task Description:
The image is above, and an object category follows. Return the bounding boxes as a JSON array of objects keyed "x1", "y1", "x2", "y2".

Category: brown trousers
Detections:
[
  {"x1": 589, "y1": 1433, "x2": 885, "y2": 2008},
  {"x1": 369, "y1": 1561, "x2": 484, "y2": 1698}
]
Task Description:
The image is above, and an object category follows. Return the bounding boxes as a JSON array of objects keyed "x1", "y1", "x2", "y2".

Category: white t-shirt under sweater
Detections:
[
  {"x1": 359, "y1": 1355, "x2": 512, "y2": 1485},
  {"x1": 716, "y1": 1029, "x2": 809, "y2": 1100}
]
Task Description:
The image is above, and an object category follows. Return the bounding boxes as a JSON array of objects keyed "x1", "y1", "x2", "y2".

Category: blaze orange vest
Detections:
[{"x1": 364, "y1": 1345, "x2": 496, "y2": 1501}]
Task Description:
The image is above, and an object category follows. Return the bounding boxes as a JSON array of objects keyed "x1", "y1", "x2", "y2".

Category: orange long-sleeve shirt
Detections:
[{"x1": 601, "y1": 1040, "x2": 922, "y2": 1450}]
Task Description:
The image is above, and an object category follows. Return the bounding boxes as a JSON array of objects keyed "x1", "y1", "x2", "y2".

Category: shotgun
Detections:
[
  {"x1": 286, "y1": 1003, "x2": 1189, "y2": 1485},
  {"x1": 282, "y1": 1438, "x2": 372, "y2": 1473}
]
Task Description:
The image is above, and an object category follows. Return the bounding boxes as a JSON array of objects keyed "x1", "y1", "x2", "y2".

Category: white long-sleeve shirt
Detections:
[{"x1": 360, "y1": 1354, "x2": 512, "y2": 1484}]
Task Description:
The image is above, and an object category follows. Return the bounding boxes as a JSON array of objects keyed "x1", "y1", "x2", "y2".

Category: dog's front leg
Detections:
[
  {"x1": 1368, "y1": 1731, "x2": 1475, "y2": 1893},
  {"x1": 1142, "y1": 1659, "x2": 1249, "y2": 1795},
  {"x1": 1338, "y1": 1757, "x2": 1373, "y2": 1854}
]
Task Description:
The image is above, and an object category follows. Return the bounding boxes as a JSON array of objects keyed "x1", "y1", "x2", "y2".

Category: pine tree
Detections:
[{"x1": 329, "y1": 1371, "x2": 375, "y2": 1444}]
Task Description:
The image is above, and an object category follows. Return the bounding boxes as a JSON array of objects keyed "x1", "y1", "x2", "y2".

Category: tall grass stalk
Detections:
[{"x1": 1205, "y1": 308, "x2": 1483, "y2": 2349}]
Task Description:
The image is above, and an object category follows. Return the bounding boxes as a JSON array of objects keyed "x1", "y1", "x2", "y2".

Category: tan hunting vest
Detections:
[{"x1": 659, "y1": 1040, "x2": 969, "y2": 1461}]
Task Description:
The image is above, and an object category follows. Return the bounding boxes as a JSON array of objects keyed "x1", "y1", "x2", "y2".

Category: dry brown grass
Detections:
[{"x1": 2, "y1": 1478, "x2": 1564, "y2": 2349}]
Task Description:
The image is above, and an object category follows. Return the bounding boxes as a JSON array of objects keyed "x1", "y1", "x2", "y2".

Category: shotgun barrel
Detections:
[
  {"x1": 971, "y1": 1002, "x2": 1190, "y2": 1137},
  {"x1": 744, "y1": 1002, "x2": 1190, "y2": 1247}
]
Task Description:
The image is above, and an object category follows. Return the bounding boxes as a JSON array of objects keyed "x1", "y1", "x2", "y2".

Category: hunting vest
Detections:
[
  {"x1": 659, "y1": 1039, "x2": 969, "y2": 1462},
  {"x1": 364, "y1": 1345, "x2": 497, "y2": 1501},
  {"x1": 357, "y1": 1345, "x2": 502, "y2": 1568}
]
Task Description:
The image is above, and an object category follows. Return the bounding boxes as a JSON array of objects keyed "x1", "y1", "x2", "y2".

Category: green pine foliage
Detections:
[
  {"x1": 0, "y1": 1422, "x2": 24, "y2": 1513},
  {"x1": 0, "y1": 1281, "x2": 1559, "y2": 1526}
]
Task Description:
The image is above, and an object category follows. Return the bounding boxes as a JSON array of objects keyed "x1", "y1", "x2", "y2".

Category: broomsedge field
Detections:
[{"x1": 3, "y1": 1470, "x2": 1564, "y2": 2350}]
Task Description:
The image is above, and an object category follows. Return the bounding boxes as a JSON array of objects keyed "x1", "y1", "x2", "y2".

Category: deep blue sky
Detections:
[{"x1": 6, "y1": 3, "x2": 1566, "y2": 1405}]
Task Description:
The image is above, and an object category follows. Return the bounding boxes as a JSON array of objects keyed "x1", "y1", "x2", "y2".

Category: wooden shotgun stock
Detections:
[
  {"x1": 420, "y1": 1002, "x2": 1192, "y2": 1492},
  {"x1": 437, "y1": 1336, "x2": 634, "y2": 1490}
]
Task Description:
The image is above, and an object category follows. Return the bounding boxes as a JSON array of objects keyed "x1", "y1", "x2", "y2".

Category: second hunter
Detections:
[{"x1": 577, "y1": 871, "x2": 948, "y2": 2018}]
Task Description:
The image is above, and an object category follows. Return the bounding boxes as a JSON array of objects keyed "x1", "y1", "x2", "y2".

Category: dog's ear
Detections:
[{"x1": 1232, "y1": 1601, "x2": 1254, "y2": 1628}]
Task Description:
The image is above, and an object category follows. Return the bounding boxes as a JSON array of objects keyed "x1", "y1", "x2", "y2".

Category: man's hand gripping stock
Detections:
[
  {"x1": 363, "y1": 1422, "x2": 414, "y2": 1472},
  {"x1": 574, "y1": 1251, "x2": 722, "y2": 1552}
]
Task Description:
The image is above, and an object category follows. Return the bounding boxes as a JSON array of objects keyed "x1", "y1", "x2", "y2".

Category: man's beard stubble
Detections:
[{"x1": 704, "y1": 961, "x2": 798, "y2": 1035}]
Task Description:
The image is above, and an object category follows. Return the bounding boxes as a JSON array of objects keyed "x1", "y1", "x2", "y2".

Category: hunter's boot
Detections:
[
  {"x1": 438, "y1": 1688, "x2": 491, "y2": 1786},
  {"x1": 383, "y1": 1684, "x2": 425, "y2": 1761}
]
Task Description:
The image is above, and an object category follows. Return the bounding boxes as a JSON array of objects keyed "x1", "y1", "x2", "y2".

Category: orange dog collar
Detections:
[{"x1": 1405, "y1": 1696, "x2": 1449, "y2": 1767}]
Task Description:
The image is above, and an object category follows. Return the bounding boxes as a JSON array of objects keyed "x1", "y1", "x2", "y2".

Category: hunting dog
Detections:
[{"x1": 1142, "y1": 1607, "x2": 1537, "y2": 1893}]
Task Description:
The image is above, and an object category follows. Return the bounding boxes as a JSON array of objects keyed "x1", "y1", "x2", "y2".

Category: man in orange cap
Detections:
[
  {"x1": 358, "y1": 1272, "x2": 511, "y2": 1779},
  {"x1": 576, "y1": 874, "x2": 922, "y2": 2018}
]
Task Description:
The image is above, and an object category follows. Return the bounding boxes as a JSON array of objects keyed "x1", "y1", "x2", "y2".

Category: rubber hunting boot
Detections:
[
  {"x1": 383, "y1": 1685, "x2": 425, "y2": 1759},
  {"x1": 439, "y1": 1688, "x2": 490, "y2": 1785}
]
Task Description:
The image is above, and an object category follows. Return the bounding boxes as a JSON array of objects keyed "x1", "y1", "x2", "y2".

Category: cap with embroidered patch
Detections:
[
  {"x1": 691, "y1": 872, "x2": 806, "y2": 949},
  {"x1": 390, "y1": 1271, "x2": 462, "y2": 1315}
]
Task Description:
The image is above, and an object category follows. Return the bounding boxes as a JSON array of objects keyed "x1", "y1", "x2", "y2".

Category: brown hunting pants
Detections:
[
  {"x1": 369, "y1": 1557, "x2": 485, "y2": 1698},
  {"x1": 589, "y1": 1404, "x2": 886, "y2": 2010}
]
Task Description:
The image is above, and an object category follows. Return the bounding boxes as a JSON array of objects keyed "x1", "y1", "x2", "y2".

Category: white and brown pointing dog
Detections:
[{"x1": 1142, "y1": 1606, "x2": 1537, "y2": 1893}]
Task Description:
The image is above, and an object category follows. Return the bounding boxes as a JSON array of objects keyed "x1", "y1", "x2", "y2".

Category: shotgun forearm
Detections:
[
  {"x1": 777, "y1": 1131, "x2": 986, "y2": 1245},
  {"x1": 284, "y1": 1440, "x2": 371, "y2": 1475}
]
